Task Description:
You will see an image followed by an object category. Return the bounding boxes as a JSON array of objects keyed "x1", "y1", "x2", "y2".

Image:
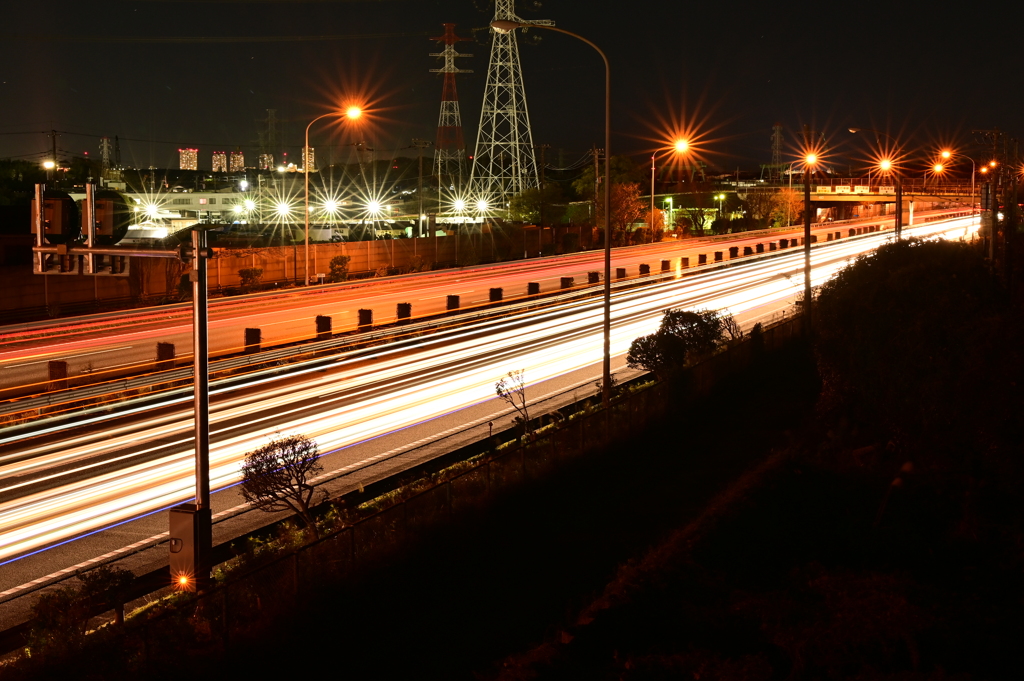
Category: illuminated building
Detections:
[
  {"x1": 212, "y1": 151, "x2": 227, "y2": 173},
  {"x1": 230, "y1": 151, "x2": 245, "y2": 172},
  {"x1": 302, "y1": 146, "x2": 315, "y2": 171},
  {"x1": 259, "y1": 153, "x2": 274, "y2": 170},
  {"x1": 178, "y1": 148, "x2": 198, "y2": 171}
]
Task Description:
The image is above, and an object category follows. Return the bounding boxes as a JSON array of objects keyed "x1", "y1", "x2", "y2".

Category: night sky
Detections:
[{"x1": 2, "y1": 0, "x2": 1019, "y2": 174}]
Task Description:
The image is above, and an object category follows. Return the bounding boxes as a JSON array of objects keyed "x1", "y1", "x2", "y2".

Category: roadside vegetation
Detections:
[{"x1": 494, "y1": 237, "x2": 1024, "y2": 680}]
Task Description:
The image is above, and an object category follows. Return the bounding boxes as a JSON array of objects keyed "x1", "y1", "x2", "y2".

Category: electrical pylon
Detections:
[
  {"x1": 430, "y1": 24, "x2": 473, "y2": 193},
  {"x1": 469, "y1": 0, "x2": 553, "y2": 206}
]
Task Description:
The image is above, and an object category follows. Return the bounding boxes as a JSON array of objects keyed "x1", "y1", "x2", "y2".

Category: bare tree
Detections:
[
  {"x1": 495, "y1": 369, "x2": 531, "y2": 440},
  {"x1": 240, "y1": 434, "x2": 325, "y2": 538}
]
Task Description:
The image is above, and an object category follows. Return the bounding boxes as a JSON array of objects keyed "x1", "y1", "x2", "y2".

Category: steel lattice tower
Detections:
[
  {"x1": 469, "y1": 0, "x2": 553, "y2": 205},
  {"x1": 431, "y1": 24, "x2": 473, "y2": 192}
]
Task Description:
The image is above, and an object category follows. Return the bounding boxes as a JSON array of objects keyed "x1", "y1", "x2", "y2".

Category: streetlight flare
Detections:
[
  {"x1": 879, "y1": 159, "x2": 893, "y2": 172},
  {"x1": 933, "y1": 163, "x2": 944, "y2": 173},
  {"x1": 941, "y1": 150, "x2": 951, "y2": 159},
  {"x1": 345, "y1": 106, "x2": 363, "y2": 120},
  {"x1": 804, "y1": 153, "x2": 818, "y2": 166},
  {"x1": 673, "y1": 139, "x2": 689, "y2": 154}
]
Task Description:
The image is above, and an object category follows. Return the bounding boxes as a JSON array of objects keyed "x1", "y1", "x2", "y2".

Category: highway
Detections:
[
  {"x1": 0, "y1": 214, "x2": 927, "y2": 398},
  {"x1": 0, "y1": 213, "x2": 977, "y2": 607}
]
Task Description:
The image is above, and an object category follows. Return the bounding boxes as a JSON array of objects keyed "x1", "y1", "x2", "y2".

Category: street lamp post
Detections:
[
  {"x1": 850, "y1": 128, "x2": 902, "y2": 239},
  {"x1": 305, "y1": 107, "x2": 361, "y2": 285},
  {"x1": 491, "y1": 19, "x2": 613, "y2": 408},
  {"x1": 803, "y1": 154, "x2": 817, "y2": 335},
  {"x1": 650, "y1": 140, "x2": 689, "y2": 244}
]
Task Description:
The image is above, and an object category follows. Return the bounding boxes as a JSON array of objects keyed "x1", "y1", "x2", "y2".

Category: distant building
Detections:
[
  {"x1": 179, "y1": 148, "x2": 198, "y2": 171},
  {"x1": 230, "y1": 150, "x2": 245, "y2": 172},
  {"x1": 259, "y1": 153, "x2": 274, "y2": 170},
  {"x1": 302, "y1": 146, "x2": 314, "y2": 171},
  {"x1": 212, "y1": 151, "x2": 227, "y2": 173}
]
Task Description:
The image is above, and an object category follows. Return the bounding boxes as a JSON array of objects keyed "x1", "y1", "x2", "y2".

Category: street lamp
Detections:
[
  {"x1": 305, "y1": 107, "x2": 362, "y2": 285},
  {"x1": 850, "y1": 128, "x2": 903, "y2": 239},
  {"x1": 650, "y1": 139, "x2": 688, "y2": 244},
  {"x1": 491, "y1": 18, "x2": 614, "y2": 409},
  {"x1": 715, "y1": 193, "x2": 726, "y2": 219},
  {"x1": 802, "y1": 153, "x2": 817, "y2": 335}
]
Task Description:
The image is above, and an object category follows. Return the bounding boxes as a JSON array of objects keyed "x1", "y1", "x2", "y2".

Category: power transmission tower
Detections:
[
  {"x1": 469, "y1": 0, "x2": 553, "y2": 207},
  {"x1": 431, "y1": 24, "x2": 472, "y2": 194}
]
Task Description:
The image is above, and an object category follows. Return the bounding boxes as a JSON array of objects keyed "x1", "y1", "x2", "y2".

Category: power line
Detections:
[{"x1": 3, "y1": 31, "x2": 430, "y2": 43}]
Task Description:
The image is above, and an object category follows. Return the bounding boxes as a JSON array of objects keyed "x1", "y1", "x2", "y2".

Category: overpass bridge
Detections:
[{"x1": 784, "y1": 178, "x2": 976, "y2": 203}]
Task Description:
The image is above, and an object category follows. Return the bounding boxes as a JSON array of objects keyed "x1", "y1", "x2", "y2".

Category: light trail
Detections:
[{"x1": 0, "y1": 217, "x2": 978, "y2": 563}]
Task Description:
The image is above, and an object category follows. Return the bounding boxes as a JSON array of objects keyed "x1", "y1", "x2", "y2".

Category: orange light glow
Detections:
[
  {"x1": 345, "y1": 106, "x2": 362, "y2": 120},
  {"x1": 673, "y1": 139, "x2": 690, "y2": 154},
  {"x1": 805, "y1": 154, "x2": 818, "y2": 166},
  {"x1": 989, "y1": 161, "x2": 997, "y2": 167},
  {"x1": 933, "y1": 163, "x2": 944, "y2": 173},
  {"x1": 980, "y1": 167, "x2": 989, "y2": 174},
  {"x1": 941, "y1": 150, "x2": 951, "y2": 159},
  {"x1": 879, "y1": 159, "x2": 893, "y2": 172}
]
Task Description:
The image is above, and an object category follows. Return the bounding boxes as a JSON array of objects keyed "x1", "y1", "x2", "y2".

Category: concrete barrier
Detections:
[
  {"x1": 681, "y1": 256, "x2": 690, "y2": 268},
  {"x1": 780, "y1": 238, "x2": 789, "y2": 248},
  {"x1": 834, "y1": 231, "x2": 841, "y2": 239},
  {"x1": 528, "y1": 282, "x2": 540, "y2": 295},
  {"x1": 396, "y1": 303, "x2": 411, "y2": 323},
  {"x1": 244, "y1": 328, "x2": 261, "y2": 354},
  {"x1": 756, "y1": 243, "x2": 765, "y2": 253},
  {"x1": 615, "y1": 267, "x2": 627, "y2": 279},
  {"x1": 315, "y1": 315, "x2": 332, "y2": 341},
  {"x1": 769, "y1": 242, "x2": 777, "y2": 251},
  {"x1": 358, "y1": 309, "x2": 373, "y2": 331},
  {"x1": 446, "y1": 294, "x2": 460, "y2": 311},
  {"x1": 156, "y1": 342, "x2": 175, "y2": 372},
  {"x1": 743, "y1": 246, "x2": 753, "y2": 255},
  {"x1": 48, "y1": 360, "x2": 68, "y2": 392},
  {"x1": 661, "y1": 259, "x2": 671, "y2": 271},
  {"x1": 729, "y1": 246, "x2": 739, "y2": 258},
  {"x1": 489, "y1": 288, "x2": 503, "y2": 302},
  {"x1": 698, "y1": 254, "x2": 707, "y2": 265},
  {"x1": 714, "y1": 251, "x2": 723, "y2": 262},
  {"x1": 849, "y1": 228, "x2": 856, "y2": 237},
  {"x1": 639, "y1": 263, "x2": 650, "y2": 275}
]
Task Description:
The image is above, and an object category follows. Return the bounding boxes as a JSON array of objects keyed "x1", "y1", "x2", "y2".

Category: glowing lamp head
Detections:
[
  {"x1": 244, "y1": 199, "x2": 256, "y2": 211},
  {"x1": 805, "y1": 154, "x2": 818, "y2": 166},
  {"x1": 239, "y1": 180, "x2": 249, "y2": 190},
  {"x1": 476, "y1": 199, "x2": 489, "y2": 212},
  {"x1": 989, "y1": 161, "x2": 997, "y2": 168},
  {"x1": 346, "y1": 106, "x2": 362, "y2": 120},
  {"x1": 145, "y1": 204, "x2": 160, "y2": 218},
  {"x1": 42, "y1": 160, "x2": 56, "y2": 170},
  {"x1": 940, "y1": 150, "x2": 951, "y2": 159},
  {"x1": 366, "y1": 200, "x2": 381, "y2": 214},
  {"x1": 980, "y1": 167, "x2": 989, "y2": 174},
  {"x1": 277, "y1": 166, "x2": 287, "y2": 173},
  {"x1": 933, "y1": 163, "x2": 944, "y2": 173},
  {"x1": 323, "y1": 200, "x2": 338, "y2": 213},
  {"x1": 453, "y1": 199, "x2": 466, "y2": 212},
  {"x1": 673, "y1": 139, "x2": 689, "y2": 154},
  {"x1": 233, "y1": 205, "x2": 243, "y2": 214},
  {"x1": 275, "y1": 202, "x2": 291, "y2": 216},
  {"x1": 879, "y1": 159, "x2": 893, "y2": 172}
]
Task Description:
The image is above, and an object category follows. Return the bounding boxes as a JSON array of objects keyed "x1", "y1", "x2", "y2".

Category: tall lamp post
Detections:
[
  {"x1": 802, "y1": 153, "x2": 817, "y2": 335},
  {"x1": 491, "y1": 18, "x2": 613, "y2": 408},
  {"x1": 849, "y1": 128, "x2": 902, "y2": 240},
  {"x1": 650, "y1": 140, "x2": 688, "y2": 244},
  {"x1": 305, "y1": 106, "x2": 362, "y2": 285}
]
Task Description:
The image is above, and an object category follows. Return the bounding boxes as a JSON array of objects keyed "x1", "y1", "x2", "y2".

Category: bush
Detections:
[
  {"x1": 238, "y1": 267, "x2": 263, "y2": 293},
  {"x1": 328, "y1": 255, "x2": 351, "y2": 282},
  {"x1": 626, "y1": 308, "x2": 736, "y2": 378}
]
